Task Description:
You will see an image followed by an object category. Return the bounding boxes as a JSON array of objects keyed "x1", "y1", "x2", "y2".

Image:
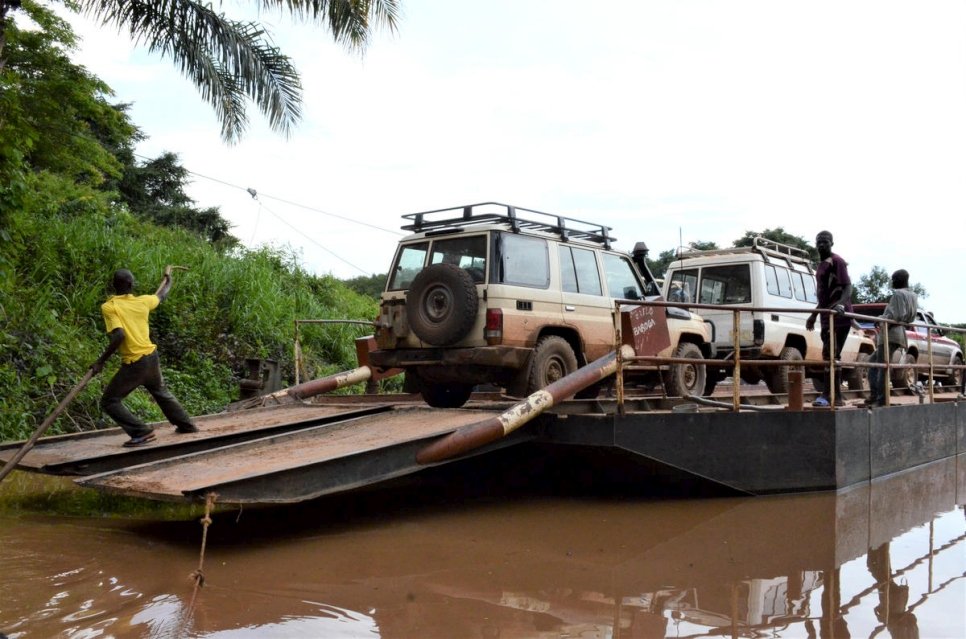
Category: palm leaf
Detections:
[{"x1": 78, "y1": 0, "x2": 302, "y2": 143}]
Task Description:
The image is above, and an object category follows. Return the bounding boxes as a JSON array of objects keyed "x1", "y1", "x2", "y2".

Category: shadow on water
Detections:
[
  {"x1": 131, "y1": 442, "x2": 747, "y2": 548},
  {"x1": 1, "y1": 451, "x2": 963, "y2": 638}
]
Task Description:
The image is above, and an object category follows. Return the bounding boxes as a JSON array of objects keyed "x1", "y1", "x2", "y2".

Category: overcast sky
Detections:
[{"x1": 62, "y1": 0, "x2": 966, "y2": 321}]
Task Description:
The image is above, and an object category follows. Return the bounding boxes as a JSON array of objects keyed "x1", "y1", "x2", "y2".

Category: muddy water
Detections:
[{"x1": 1, "y1": 456, "x2": 964, "y2": 639}]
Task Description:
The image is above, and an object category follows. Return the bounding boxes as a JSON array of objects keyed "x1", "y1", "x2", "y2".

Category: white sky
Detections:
[{"x1": 61, "y1": 0, "x2": 966, "y2": 321}]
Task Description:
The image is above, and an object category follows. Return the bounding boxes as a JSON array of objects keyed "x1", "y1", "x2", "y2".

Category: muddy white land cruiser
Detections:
[
  {"x1": 662, "y1": 238, "x2": 876, "y2": 395},
  {"x1": 369, "y1": 203, "x2": 714, "y2": 408}
]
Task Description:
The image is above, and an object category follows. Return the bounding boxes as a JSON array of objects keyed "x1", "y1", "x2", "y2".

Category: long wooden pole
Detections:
[{"x1": 0, "y1": 368, "x2": 95, "y2": 483}]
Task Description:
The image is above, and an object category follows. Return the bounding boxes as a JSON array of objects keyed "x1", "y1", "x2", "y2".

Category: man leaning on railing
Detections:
[{"x1": 864, "y1": 269, "x2": 918, "y2": 408}]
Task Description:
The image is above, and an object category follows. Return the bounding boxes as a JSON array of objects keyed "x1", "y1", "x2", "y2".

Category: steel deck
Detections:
[{"x1": 2, "y1": 390, "x2": 963, "y2": 505}]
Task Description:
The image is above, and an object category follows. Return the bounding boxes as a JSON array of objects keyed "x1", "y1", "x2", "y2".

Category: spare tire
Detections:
[{"x1": 407, "y1": 263, "x2": 479, "y2": 346}]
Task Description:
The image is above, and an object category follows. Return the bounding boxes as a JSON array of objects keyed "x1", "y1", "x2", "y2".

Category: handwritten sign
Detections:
[{"x1": 620, "y1": 305, "x2": 671, "y2": 356}]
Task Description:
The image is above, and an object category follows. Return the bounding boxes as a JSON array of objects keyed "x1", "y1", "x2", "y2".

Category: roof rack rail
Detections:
[
  {"x1": 675, "y1": 236, "x2": 812, "y2": 264},
  {"x1": 751, "y1": 236, "x2": 811, "y2": 261},
  {"x1": 401, "y1": 202, "x2": 615, "y2": 249}
]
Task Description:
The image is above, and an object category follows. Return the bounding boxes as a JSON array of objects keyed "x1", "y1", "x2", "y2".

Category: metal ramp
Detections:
[
  {"x1": 0, "y1": 403, "x2": 392, "y2": 477},
  {"x1": 0, "y1": 403, "x2": 512, "y2": 504}
]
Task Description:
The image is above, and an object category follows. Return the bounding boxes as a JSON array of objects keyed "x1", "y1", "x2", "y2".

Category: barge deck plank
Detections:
[
  {"x1": 0, "y1": 403, "x2": 394, "y2": 475},
  {"x1": 77, "y1": 406, "x2": 505, "y2": 503}
]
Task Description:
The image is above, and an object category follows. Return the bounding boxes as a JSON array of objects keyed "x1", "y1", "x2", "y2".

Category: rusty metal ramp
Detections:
[
  {"x1": 76, "y1": 406, "x2": 512, "y2": 505},
  {"x1": 0, "y1": 403, "x2": 393, "y2": 477}
]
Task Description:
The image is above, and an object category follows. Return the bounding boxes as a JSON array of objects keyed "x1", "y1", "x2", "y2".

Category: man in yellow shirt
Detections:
[{"x1": 92, "y1": 266, "x2": 198, "y2": 447}]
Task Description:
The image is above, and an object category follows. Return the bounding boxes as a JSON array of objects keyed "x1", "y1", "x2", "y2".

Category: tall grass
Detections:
[{"x1": 0, "y1": 176, "x2": 379, "y2": 441}]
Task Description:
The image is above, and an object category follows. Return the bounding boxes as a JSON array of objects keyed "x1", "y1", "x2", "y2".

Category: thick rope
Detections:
[{"x1": 185, "y1": 492, "x2": 218, "y2": 618}]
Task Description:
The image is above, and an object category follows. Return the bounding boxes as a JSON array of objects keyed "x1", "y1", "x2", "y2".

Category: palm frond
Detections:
[
  {"x1": 78, "y1": 0, "x2": 302, "y2": 143},
  {"x1": 256, "y1": 0, "x2": 399, "y2": 51}
]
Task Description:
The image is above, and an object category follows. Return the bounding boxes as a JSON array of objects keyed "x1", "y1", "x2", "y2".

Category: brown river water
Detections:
[{"x1": 1, "y1": 453, "x2": 963, "y2": 639}]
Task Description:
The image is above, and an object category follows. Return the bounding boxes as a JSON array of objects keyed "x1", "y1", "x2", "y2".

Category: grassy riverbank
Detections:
[
  {"x1": 0, "y1": 470, "x2": 208, "y2": 519},
  {"x1": 0, "y1": 205, "x2": 380, "y2": 443}
]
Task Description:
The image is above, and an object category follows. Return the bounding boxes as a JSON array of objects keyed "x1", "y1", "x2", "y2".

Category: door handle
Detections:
[{"x1": 565, "y1": 305, "x2": 576, "y2": 312}]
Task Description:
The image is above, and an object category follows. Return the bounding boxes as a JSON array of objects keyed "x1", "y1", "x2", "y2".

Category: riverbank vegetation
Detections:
[{"x1": 0, "y1": 4, "x2": 379, "y2": 443}]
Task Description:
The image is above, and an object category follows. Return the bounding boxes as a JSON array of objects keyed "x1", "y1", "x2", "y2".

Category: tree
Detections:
[
  {"x1": 0, "y1": 1, "x2": 135, "y2": 188},
  {"x1": 1, "y1": 0, "x2": 399, "y2": 143},
  {"x1": 853, "y1": 265, "x2": 927, "y2": 304},
  {"x1": 342, "y1": 272, "x2": 386, "y2": 299},
  {"x1": 118, "y1": 151, "x2": 239, "y2": 247},
  {"x1": 733, "y1": 228, "x2": 817, "y2": 261},
  {"x1": 646, "y1": 241, "x2": 719, "y2": 279}
]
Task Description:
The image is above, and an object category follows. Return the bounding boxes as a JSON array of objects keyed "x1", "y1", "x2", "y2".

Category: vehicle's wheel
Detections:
[
  {"x1": 663, "y1": 342, "x2": 706, "y2": 397},
  {"x1": 847, "y1": 351, "x2": 871, "y2": 391},
  {"x1": 526, "y1": 336, "x2": 579, "y2": 395},
  {"x1": 420, "y1": 380, "x2": 474, "y2": 408},
  {"x1": 765, "y1": 346, "x2": 803, "y2": 394},
  {"x1": 950, "y1": 355, "x2": 964, "y2": 389},
  {"x1": 406, "y1": 263, "x2": 479, "y2": 346},
  {"x1": 891, "y1": 350, "x2": 916, "y2": 389}
]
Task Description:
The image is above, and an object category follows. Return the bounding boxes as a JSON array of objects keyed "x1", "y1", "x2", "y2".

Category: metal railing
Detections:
[{"x1": 611, "y1": 299, "x2": 965, "y2": 412}]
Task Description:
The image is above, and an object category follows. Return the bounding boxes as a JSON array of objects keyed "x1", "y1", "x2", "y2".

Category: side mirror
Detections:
[{"x1": 623, "y1": 286, "x2": 641, "y2": 300}]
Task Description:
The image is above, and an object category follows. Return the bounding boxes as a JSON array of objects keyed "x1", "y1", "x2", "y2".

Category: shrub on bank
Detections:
[{"x1": 0, "y1": 180, "x2": 379, "y2": 442}]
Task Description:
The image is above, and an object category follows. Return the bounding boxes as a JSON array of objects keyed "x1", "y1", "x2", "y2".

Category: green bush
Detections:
[{"x1": 0, "y1": 183, "x2": 378, "y2": 441}]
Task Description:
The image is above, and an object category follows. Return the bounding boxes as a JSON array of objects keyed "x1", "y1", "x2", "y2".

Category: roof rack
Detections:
[
  {"x1": 675, "y1": 236, "x2": 812, "y2": 265},
  {"x1": 401, "y1": 202, "x2": 615, "y2": 249}
]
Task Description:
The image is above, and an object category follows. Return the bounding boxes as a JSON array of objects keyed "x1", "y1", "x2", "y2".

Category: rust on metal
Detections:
[
  {"x1": 78, "y1": 407, "x2": 503, "y2": 503},
  {"x1": 787, "y1": 370, "x2": 804, "y2": 411},
  {"x1": 417, "y1": 345, "x2": 635, "y2": 465},
  {"x1": 620, "y1": 303, "x2": 670, "y2": 356},
  {"x1": 233, "y1": 365, "x2": 373, "y2": 410},
  {"x1": 355, "y1": 336, "x2": 401, "y2": 382}
]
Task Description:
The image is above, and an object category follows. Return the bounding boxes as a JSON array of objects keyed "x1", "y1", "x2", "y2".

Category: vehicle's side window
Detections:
[
  {"x1": 559, "y1": 246, "x2": 603, "y2": 295},
  {"x1": 499, "y1": 234, "x2": 550, "y2": 288},
  {"x1": 802, "y1": 274, "x2": 817, "y2": 303},
  {"x1": 429, "y1": 235, "x2": 487, "y2": 282},
  {"x1": 790, "y1": 271, "x2": 807, "y2": 301},
  {"x1": 699, "y1": 264, "x2": 751, "y2": 304},
  {"x1": 388, "y1": 242, "x2": 429, "y2": 290},
  {"x1": 601, "y1": 253, "x2": 643, "y2": 300},
  {"x1": 559, "y1": 247, "x2": 578, "y2": 293},
  {"x1": 764, "y1": 264, "x2": 780, "y2": 296},
  {"x1": 667, "y1": 269, "x2": 697, "y2": 303},
  {"x1": 775, "y1": 267, "x2": 793, "y2": 298}
]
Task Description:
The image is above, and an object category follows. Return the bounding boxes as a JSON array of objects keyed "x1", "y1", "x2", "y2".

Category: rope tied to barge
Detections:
[{"x1": 186, "y1": 492, "x2": 218, "y2": 616}]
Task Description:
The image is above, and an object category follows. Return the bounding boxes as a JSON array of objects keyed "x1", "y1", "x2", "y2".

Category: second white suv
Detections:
[
  {"x1": 369, "y1": 203, "x2": 714, "y2": 407},
  {"x1": 662, "y1": 238, "x2": 876, "y2": 394}
]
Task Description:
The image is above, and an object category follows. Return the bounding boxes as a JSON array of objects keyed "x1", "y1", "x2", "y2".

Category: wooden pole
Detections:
[{"x1": 0, "y1": 368, "x2": 95, "y2": 483}]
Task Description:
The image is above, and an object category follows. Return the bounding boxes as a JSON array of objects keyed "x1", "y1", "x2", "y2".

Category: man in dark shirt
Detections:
[{"x1": 806, "y1": 230, "x2": 853, "y2": 407}]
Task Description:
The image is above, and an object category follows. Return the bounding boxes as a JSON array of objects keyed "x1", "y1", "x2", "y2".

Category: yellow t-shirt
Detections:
[{"x1": 101, "y1": 294, "x2": 160, "y2": 364}]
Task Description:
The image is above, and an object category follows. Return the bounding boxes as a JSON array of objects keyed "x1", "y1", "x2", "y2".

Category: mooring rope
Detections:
[{"x1": 185, "y1": 492, "x2": 218, "y2": 618}]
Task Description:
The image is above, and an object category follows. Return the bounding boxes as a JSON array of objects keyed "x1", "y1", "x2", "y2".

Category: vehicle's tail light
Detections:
[
  {"x1": 753, "y1": 319, "x2": 765, "y2": 346},
  {"x1": 485, "y1": 308, "x2": 503, "y2": 344}
]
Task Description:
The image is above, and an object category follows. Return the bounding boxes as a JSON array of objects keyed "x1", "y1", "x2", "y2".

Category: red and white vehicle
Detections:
[{"x1": 852, "y1": 303, "x2": 964, "y2": 389}]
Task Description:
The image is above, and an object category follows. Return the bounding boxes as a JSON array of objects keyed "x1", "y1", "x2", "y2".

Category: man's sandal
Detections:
[{"x1": 123, "y1": 432, "x2": 157, "y2": 447}]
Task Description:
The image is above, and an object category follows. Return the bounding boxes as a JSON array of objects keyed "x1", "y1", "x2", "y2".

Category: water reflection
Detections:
[{"x1": 0, "y1": 454, "x2": 963, "y2": 638}]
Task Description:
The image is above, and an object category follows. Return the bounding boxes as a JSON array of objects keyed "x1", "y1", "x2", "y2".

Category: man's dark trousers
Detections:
[{"x1": 101, "y1": 351, "x2": 194, "y2": 437}]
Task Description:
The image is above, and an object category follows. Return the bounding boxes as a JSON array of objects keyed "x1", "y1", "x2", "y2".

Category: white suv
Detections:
[
  {"x1": 662, "y1": 238, "x2": 875, "y2": 394},
  {"x1": 369, "y1": 203, "x2": 714, "y2": 407}
]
